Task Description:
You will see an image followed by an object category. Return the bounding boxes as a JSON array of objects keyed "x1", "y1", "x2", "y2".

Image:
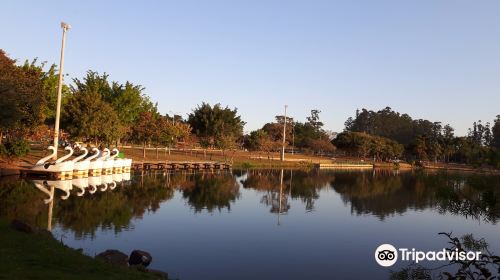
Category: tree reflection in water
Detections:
[
  {"x1": 177, "y1": 171, "x2": 239, "y2": 212},
  {"x1": 332, "y1": 170, "x2": 500, "y2": 223},
  {"x1": 0, "y1": 169, "x2": 499, "y2": 240},
  {"x1": 0, "y1": 170, "x2": 239, "y2": 239},
  {"x1": 240, "y1": 169, "x2": 334, "y2": 213}
]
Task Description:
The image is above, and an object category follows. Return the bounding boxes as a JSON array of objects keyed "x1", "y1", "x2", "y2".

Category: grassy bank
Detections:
[
  {"x1": 5, "y1": 145, "x2": 499, "y2": 173},
  {"x1": 5, "y1": 145, "x2": 332, "y2": 170},
  {"x1": 0, "y1": 219, "x2": 162, "y2": 280}
]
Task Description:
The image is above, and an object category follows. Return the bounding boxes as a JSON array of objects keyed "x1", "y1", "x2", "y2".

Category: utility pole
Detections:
[
  {"x1": 281, "y1": 105, "x2": 287, "y2": 161},
  {"x1": 53, "y1": 22, "x2": 71, "y2": 159}
]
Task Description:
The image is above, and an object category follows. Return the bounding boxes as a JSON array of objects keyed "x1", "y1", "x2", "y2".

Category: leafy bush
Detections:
[
  {"x1": 240, "y1": 162, "x2": 254, "y2": 169},
  {"x1": 0, "y1": 139, "x2": 31, "y2": 159},
  {"x1": 0, "y1": 144, "x2": 7, "y2": 158}
]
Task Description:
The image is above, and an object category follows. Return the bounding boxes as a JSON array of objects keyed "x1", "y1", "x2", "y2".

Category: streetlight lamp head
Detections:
[{"x1": 61, "y1": 22, "x2": 71, "y2": 30}]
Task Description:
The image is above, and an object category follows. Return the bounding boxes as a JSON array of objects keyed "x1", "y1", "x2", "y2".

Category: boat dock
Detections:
[
  {"x1": 315, "y1": 163, "x2": 373, "y2": 169},
  {"x1": 19, "y1": 161, "x2": 232, "y2": 180},
  {"x1": 133, "y1": 161, "x2": 232, "y2": 171}
]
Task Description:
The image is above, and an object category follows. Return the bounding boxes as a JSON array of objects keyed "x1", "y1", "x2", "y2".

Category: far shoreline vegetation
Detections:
[{"x1": 1, "y1": 49, "x2": 500, "y2": 170}]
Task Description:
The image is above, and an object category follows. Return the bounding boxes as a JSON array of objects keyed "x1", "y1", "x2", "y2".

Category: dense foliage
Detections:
[
  {"x1": 333, "y1": 131, "x2": 404, "y2": 160},
  {"x1": 188, "y1": 103, "x2": 245, "y2": 149},
  {"x1": 342, "y1": 107, "x2": 500, "y2": 166},
  {"x1": 246, "y1": 110, "x2": 336, "y2": 155},
  {"x1": 0, "y1": 50, "x2": 47, "y2": 139}
]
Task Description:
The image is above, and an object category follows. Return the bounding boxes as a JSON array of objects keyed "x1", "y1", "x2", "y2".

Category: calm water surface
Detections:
[{"x1": 1, "y1": 169, "x2": 499, "y2": 280}]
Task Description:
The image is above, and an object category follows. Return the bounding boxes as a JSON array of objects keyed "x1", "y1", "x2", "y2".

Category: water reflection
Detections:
[
  {"x1": 179, "y1": 172, "x2": 240, "y2": 212},
  {"x1": 241, "y1": 169, "x2": 330, "y2": 213},
  {"x1": 0, "y1": 169, "x2": 499, "y2": 241},
  {"x1": 331, "y1": 170, "x2": 500, "y2": 223}
]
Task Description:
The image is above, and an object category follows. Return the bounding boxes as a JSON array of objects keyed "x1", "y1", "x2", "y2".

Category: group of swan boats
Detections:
[{"x1": 28, "y1": 145, "x2": 133, "y2": 180}]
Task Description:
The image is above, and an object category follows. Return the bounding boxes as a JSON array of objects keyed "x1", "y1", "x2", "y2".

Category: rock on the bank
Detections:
[
  {"x1": 129, "y1": 250, "x2": 153, "y2": 267},
  {"x1": 95, "y1": 249, "x2": 129, "y2": 267},
  {"x1": 10, "y1": 219, "x2": 35, "y2": 233}
]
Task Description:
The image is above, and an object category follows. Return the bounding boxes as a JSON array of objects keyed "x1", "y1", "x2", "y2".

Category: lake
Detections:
[{"x1": 1, "y1": 169, "x2": 499, "y2": 280}]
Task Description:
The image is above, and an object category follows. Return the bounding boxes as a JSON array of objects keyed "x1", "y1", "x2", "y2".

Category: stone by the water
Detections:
[
  {"x1": 95, "y1": 249, "x2": 128, "y2": 267},
  {"x1": 10, "y1": 219, "x2": 35, "y2": 234},
  {"x1": 129, "y1": 250, "x2": 153, "y2": 267}
]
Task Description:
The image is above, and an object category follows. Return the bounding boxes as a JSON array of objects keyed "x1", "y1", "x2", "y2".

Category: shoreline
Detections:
[
  {"x1": 0, "y1": 219, "x2": 168, "y2": 279},
  {"x1": 1, "y1": 146, "x2": 499, "y2": 176}
]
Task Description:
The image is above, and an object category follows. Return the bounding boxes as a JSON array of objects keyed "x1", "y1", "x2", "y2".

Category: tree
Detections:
[
  {"x1": 108, "y1": 82, "x2": 147, "y2": 125},
  {"x1": 307, "y1": 138, "x2": 336, "y2": 155},
  {"x1": 21, "y1": 58, "x2": 70, "y2": 124},
  {"x1": 333, "y1": 132, "x2": 403, "y2": 160},
  {"x1": 62, "y1": 91, "x2": 122, "y2": 144},
  {"x1": 413, "y1": 135, "x2": 428, "y2": 160},
  {"x1": 307, "y1": 109, "x2": 324, "y2": 131},
  {"x1": 246, "y1": 129, "x2": 281, "y2": 158},
  {"x1": 259, "y1": 110, "x2": 332, "y2": 154},
  {"x1": 71, "y1": 71, "x2": 158, "y2": 145},
  {"x1": 442, "y1": 124, "x2": 455, "y2": 162},
  {"x1": 0, "y1": 50, "x2": 47, "y2": 141},
  {"x1": 155, "y1": 116, "x2": 192, "y2": 157},
  {"x1": 491, "y1": 116, "x2": 500, "y2": 150},
  {"x1": 188, "y1": 103, "x2": 245, "y2": 149},
  {"x1": 131, "y1": 111, "x2": 158, "y2": 158}
]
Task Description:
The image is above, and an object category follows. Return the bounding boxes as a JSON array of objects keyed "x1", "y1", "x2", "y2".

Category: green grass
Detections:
[{"x1": 0, "y1": 219, "x2": 162, "y2": 280}]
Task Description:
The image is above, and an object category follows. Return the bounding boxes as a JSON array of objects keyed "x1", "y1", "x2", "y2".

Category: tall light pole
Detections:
[
  {"x1": 53, "y1": 22, "x2": 71, "y2": 159},
  {"x1": 281, "y1": 105, "x2": 287, "y2": 161}
]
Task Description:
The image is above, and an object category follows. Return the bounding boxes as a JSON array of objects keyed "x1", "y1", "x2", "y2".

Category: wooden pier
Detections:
[
  {"x1": 314, "y1": 163, "x2": 373, "y2": 169},
  {"x1": 20, "y1": 161, "x2": 231, "y2": 180},
  {"x1": 133, "y1": 161, "x2": 232, "y2": 171}
]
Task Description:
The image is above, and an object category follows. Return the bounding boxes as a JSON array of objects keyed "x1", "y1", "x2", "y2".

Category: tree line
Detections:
[
  {"x1": 341, "y1": 107, "x2": 500, "y2": 166},
  {"x1": 1, "y1": 49, "x2": 499, "y2": 167},
  {"x1": 0, "y1": 50, "x2": 336, "y2": 158}
]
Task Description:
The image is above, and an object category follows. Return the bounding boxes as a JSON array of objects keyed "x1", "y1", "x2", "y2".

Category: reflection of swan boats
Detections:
[
  {"x1": 88, "y1": 175, "x2": 102, "y2": 194},
  {"x1": 32, "y1": 179, "x2": 73, "y2": 200},
  {"x1": 33, "y1": 181, "x2": 54, "y2": 204},
  {"x1": 122, "y1": 172, "x2": 131, "y2": 181},
  {"x1": 101, "y1": 174, "x2": 114, "y2": 191},
  {"x1": 72, "y1": 145, "x2": 89, "y2": 178},
  {"x1": 31, "y1": 182, "x2": 56, "y2": 231},
  {"x1": 30, "y1": 146, "x2": 74, "y2": 179},
  {"x1": 72, "y1": 177, "x2": 89, "y2": 196},
  {"x1": 112, "y1": 172, "x2": 123, "y2": 184}
]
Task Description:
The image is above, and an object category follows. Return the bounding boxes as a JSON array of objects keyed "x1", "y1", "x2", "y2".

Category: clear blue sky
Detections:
[{"x1": 2, "y1": 1, "x2": 500, "y2": 135}]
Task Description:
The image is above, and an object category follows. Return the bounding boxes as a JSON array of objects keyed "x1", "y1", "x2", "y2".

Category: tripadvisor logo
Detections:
[
  {"x1": 375, "y1": 244, "x2": 398, "y2": 267},
  {"x1": 375, "y1": 244, "x2": 482, "y2": 267}
]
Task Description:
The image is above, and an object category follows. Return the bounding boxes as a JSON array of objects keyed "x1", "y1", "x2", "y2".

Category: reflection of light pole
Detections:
[
  {"x1": 278, "y1": 169, "x2": 284, "y2": 226},
  {"x1": 281, "y1": 105, "x2": 287, "y2": 161},
  {"x1": 47, "y1": 186, "x2": 54, "y2": 231},
  {"x1": 53, "y1": 22, "x2": 71, "y2": 159}
]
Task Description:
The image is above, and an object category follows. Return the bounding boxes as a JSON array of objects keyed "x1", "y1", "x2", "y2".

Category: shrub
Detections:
[
  {"x1": 240, "y1": 162, "x2": 254, "y2": 169},
  {"x1": 0, "y1": 139, "x2": 31, "y2": 159}
]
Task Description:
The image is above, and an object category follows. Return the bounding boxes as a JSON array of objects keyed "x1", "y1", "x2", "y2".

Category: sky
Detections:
[{"x1": 2, "y1": 1, "x2": 500, "y2": 136}]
